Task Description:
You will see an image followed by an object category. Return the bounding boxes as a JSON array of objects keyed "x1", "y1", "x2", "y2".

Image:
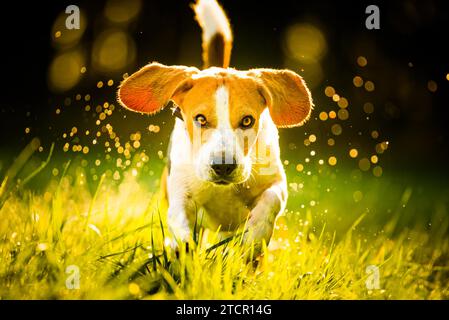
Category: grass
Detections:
[{"x1": 0, "y1": 144, "x2": 448, "y2": 300}]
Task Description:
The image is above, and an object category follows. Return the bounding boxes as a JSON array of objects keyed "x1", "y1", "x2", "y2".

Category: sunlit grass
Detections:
[{"x1": 0, "y1": 151, "x2": 448, "y2": 300}]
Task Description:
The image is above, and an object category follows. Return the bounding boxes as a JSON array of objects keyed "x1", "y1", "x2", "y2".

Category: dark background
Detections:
[{"x1": 0, "y1": 0, "x2": 448, "y2": 176}]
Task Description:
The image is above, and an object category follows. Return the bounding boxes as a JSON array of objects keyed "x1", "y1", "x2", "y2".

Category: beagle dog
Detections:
[{"x1": 118, "y1": 0, "x2": 313, "y2": 253}]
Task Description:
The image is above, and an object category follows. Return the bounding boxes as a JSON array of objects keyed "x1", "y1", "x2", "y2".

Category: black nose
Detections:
[{"x1": 211, "y1": 159, "x2": 237, "y2": 176}]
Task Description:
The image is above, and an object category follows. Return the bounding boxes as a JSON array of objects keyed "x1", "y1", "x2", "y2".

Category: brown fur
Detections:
[
  {"x1": 117, "y1": 63, "x2": 199, "y2": 115},
  {"x1": 118, "y1": 64, "x2": 312, "y2": 129}
]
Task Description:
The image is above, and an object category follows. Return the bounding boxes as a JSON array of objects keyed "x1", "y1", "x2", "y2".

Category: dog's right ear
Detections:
[{"x1": 118, "y1": 62, "x2": 199, "y2": 115}]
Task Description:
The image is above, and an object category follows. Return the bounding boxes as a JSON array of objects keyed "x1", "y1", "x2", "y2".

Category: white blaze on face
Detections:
[
  {"x1": 195, "y1": 85, "x2": 250, "y2": 182},
  {"x1": 215, "y1": 85, "x2": 231, "y2": 130},
  {"x1": 195, "y1": 85, "x2": 231, "y2": 179},
  {"x1": 213, "y1": 85, "x2": 236, "y2": 165}
]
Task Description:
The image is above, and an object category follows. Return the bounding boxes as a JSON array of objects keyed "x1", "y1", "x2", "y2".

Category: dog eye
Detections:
[
  {"x1": 240, "y1": 115, "x2": 255, "y2": 129},
  {"x1": 194, "y1": 114, "x2": 207, "y2": 127}
]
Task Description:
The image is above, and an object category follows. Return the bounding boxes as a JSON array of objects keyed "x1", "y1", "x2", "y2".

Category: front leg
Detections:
[
  {"x1": 243, "y1": 182, "x2": 287, "y2": 253},
  {"x1": 166, "y1": 174, "x2": 196, "y2": 249},
  {"x1": 167, "y1": 203, "x2": 191, "y2": 245}
]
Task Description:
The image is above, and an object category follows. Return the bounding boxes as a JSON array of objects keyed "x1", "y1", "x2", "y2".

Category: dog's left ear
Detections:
[
  {"x1": 248, "y1": 69, "x2": 313, "y2": 128},
  {"x1": 118, "y1": 62, "x2": 199, "y2": 115}
]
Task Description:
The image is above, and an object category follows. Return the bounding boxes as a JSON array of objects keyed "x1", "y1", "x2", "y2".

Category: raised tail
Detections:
[{"x1": 193, "y1": 0, "x2": 233, "y2": 69}]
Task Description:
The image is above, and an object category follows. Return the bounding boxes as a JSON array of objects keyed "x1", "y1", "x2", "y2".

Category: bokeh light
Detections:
[
  {"x1": 358, "y1": 158, "x2": 371, "y2": 171},
  {"x1": 364, "y1": 81, "x2": 375, "y2": 92},
  {"x1": 353, "y1": 190, "x2": 363, "y2": 202},
  {"x1": 324, "y1": 86, "x2": 335, "y2": 97},
  {"x1": 349, "y1": 148, "x2": 358, "y2": 158},
  {"x1": 284, "y1": 23, "x2": 327, "y2": 61},
  {"x1": 104, "y1": 0, "x2": 142, "y2": 24},
  {"x1": 363, "y1": 102, "x2": 374, "y2": 114},
  {"x1": 92, "y1": 30, "x2": 136, "y2": 73},
  {"x1": 357, "y1": 56, "x2": 367, "y2": 67},
  {"x1": 319, "y1": 112, "x2": 328, "y2": 121},
  {"x1": 48, "y1": 50, "x2": 85, "y2": 92},
  {"x1": 283, "y1": 23, "x2": 327, "y2": 88},
  {"x1": 427, "y1": 80, "x2": 437, "y2": 92},
  {"x1": 353, "y1": 76, "x2": 363, "y2": 87},
  {"x1": 372, "y1": 166, "x2": 383, "y2": 177},
  {"x1": 331, "y1": 124, "x2": 342, "y2": 135},
  {"x1": 337, "y1": 109, "x2": 349, "y2": 120}
]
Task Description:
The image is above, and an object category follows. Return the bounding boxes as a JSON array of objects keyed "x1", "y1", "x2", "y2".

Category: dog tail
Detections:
[{"x1": 193, "y1": 0, "x2": 233, "y2": 69}]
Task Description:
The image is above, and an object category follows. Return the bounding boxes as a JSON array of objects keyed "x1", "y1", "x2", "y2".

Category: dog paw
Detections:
[{"x1": 243, "y1": 219, "x2": 273, "y2": 245}]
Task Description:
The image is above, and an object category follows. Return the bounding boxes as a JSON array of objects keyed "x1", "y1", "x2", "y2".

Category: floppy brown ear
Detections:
[
  {"x1": 248, "y1": 69, "x2": 313, "y2": 128},
  {"x1": 118, "y1": 62, "x2": 199, "y2": 114}
]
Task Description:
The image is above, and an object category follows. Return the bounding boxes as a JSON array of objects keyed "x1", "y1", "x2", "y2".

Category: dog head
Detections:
[{"x1": 118, "y1": 62, "x2": 313, "y2": 185}]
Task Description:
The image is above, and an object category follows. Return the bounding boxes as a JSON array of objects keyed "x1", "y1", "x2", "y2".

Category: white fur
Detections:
[
  {"x1": 193, "y1": 0, "x2": 232, "y2": 42},
  {"x1": 215, "y1": 85, "x2": 231, "y2": 129}
]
